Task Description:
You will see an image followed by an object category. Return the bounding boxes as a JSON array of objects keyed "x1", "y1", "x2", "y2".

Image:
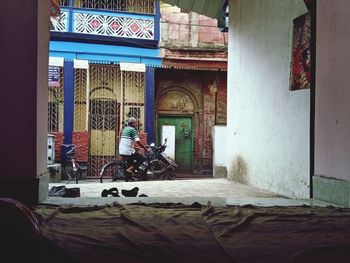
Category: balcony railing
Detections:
[
  {"x1": 51, "y1": 8, "x2": 155, "y2": 40},
  {"x1": 59, "y1": 0, "x2": 155, "y2": 14}
]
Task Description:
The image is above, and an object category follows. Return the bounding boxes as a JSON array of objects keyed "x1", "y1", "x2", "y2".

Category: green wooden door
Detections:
[{"x1": 158, "y1": 116, "x2": 193, "y2": 171}]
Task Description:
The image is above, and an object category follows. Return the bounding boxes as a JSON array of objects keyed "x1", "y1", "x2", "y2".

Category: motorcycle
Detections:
[{"x1": 99, "y1": 139, "x2": 178, "y2": 183}]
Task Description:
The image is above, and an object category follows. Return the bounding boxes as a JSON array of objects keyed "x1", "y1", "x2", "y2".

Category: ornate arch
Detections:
[{"x1": 156, "y1": 86, "x2": 200, "y2": 114}]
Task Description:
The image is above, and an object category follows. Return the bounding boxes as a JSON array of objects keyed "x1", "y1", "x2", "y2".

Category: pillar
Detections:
[
  {"x1": 145, "y1": 67, "x2": 155, "y2": 143},
  {"x1": 63, "y1": 60, "x2": 74, "y2": 145},
  {"x1": 0, "y1": 0, "x2": 50, "y2": 206}
]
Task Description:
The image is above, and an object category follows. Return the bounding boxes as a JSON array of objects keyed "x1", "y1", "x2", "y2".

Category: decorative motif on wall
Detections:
[
  {"x1": 158, "y1": 91, "x2": 194, "y2": 113},
  {"x1": 289, "y1": 0, "x2": 312, "y2": 90},
  {"x1": 74, "y1": 12, "x2": 154, "y2": 39}
]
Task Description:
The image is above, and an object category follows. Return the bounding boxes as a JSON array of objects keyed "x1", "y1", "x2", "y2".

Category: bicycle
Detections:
[
  {"x1": 99, "y1": 139, "x2": 177, "y2": 183},
  {"x1": 62, "y1": 146, "x2": 83, "y2": 184}
]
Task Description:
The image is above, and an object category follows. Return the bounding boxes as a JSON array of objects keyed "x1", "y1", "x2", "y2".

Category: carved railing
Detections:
[{"x1": 51, "y1": 8, "x2": 155, "y2": 40}]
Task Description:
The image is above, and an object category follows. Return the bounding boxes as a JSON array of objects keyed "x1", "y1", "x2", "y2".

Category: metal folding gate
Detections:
[{"x1": 88, "y1": 64, "x2": 145, "y2": 177}]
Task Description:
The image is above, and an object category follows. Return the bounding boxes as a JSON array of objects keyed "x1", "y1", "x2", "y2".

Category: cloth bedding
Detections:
[{"x1": 32, "y1": 202, "x2": 350, "y2": 263}]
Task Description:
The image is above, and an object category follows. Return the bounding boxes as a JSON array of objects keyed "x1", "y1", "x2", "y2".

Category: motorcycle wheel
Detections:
[
  {"x1": 149, "y1": 159, "x2": 167, "y2": 180},
  {"x1": 165, "y1": 166, "x2": 176, "y2": 180},
  {"x1": 158, "y1": 166, "x2": 176, "y2": 180},
  {"x1": 150, "y1": 160, "x2": 176, "y2": 181}
]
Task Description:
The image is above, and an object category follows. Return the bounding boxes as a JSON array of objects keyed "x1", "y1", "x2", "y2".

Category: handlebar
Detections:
[
  {"x1": 149, "y1": 139, "x2": 167, "y2": 151},
  {"x1": 65, "y1": 147, "x2": 76, "y2": 157}
]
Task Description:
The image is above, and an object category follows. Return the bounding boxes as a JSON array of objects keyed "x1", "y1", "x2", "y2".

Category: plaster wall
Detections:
[
  {"x1": 315, "y1": 0, "x2": 350, "y2": 181},
  {"x1": 226, "y1": 0, "x2": 310, "y2": 198},
  {"x1": 37, "y1": 0, "x2": 50, "y2": 178},
  {"x1": 212, "y1": 126, "x2": 227, "y2": 177},
  {"x1": 0, "y1": 0, "x2": 49, "y2": 179},
  {"x1": 160, "y1": 11, "x2": 227, "y2": 49}
]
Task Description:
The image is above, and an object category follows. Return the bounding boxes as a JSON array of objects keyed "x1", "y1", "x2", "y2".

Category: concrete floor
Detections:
[{"x1": 43, "y1": 177, "x2": 335, "y2": 207}]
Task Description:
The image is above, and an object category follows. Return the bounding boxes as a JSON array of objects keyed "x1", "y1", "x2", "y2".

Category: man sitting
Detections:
[{"x1": 118, "y1": 117, "x2": 149, "y2": 180}]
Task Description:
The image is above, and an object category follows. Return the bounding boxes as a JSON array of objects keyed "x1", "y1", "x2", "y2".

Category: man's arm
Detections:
[
  {"x1": 132, "y1": 128, "x2": 149, "y2": 152},
  {"x1": 135, "y1": 140, "x2": 148, "y2": 151}
]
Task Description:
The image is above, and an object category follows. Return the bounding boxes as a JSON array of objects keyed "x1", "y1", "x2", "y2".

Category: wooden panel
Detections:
[{"x1": 90, "y1": 130, "x2": 116, "y2": 156}]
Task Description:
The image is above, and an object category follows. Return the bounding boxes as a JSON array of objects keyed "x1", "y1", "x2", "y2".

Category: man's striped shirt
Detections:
[{"x1": 119, "y1": 126, "x2": 140, "y2": 155}]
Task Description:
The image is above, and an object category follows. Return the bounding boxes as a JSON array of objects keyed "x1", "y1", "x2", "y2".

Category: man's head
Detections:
[{"x1": 127, "y1": 117, "x2": 137, "y2": 127}]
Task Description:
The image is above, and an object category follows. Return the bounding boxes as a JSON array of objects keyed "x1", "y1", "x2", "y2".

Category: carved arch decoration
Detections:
[{"x1": 156, "y1": 86, "x2": 200, "y2": 114}]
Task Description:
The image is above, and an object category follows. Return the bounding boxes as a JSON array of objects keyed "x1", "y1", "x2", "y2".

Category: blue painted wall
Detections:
[{"x1": 49, "y1": 41, "x2": 161, "y2": 66}]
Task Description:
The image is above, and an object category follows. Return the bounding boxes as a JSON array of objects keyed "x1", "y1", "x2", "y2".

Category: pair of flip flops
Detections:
[
  {"x1": 101, "y1": 187, "x2": 119, "y2": 197},
  {"x1": 101, "y1": 187, "x2": 148, "y2": 197}
]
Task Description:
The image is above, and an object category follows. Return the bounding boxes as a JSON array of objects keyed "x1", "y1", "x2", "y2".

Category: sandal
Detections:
[{"x1": 101, "y1": 187, "x2": 119, "y2": 197}]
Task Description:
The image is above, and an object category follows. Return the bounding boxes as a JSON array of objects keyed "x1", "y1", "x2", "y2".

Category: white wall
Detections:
[
  {"x1": 315, "y1": 0, "x2": 350, "y2": 181},
  {"x1": 226, "y1": 0, "x2": 310, "y2": 198},
  {"x1": 212, "y1": 125, "x2": 227, "y2": 167}
]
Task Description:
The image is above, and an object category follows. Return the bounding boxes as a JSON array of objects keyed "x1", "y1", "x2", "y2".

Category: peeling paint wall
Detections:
[
  {"x1": 226, "y1": 0, "x2": 310, "y2": 198},
  {"x1": 160, "y1": 11, "x2": 227, "y2": 49}
]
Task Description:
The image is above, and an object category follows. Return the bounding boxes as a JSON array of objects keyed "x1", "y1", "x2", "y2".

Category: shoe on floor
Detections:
[
  {"x1": 101, "y1": 187, "x2": 119, "y2": 197},
  {"x1": 121, "y1": 187, "x2": 139, "y2": 197},
  {"x1": 63, "y1": 187, "x2": 80, "y2": 198}
]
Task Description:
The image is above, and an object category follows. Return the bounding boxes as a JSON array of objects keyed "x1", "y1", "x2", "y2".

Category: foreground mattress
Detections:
[{"x1": 32, "y1": 202, "x2": 350, "y2": 263}]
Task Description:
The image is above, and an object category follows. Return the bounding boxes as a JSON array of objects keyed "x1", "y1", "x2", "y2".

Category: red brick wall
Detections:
[
  {"x1": 216, "y1": 73, "x2": 227, "y2": 125},
  {"x1": 51, "y1": 132, "x2": 63, "y2": 162},
  {"x1": 161, "y1": 12, "x2": 227, "y2": 48},
  {"x1": 52, "y1": 131, "x2": 146, "y2": 163},
  {"x1": 51, "y1": 131, "x2": 89, "y2": 163},
  {"x1": 72, "y1": 131, "x2": 89, "y2": 162}
]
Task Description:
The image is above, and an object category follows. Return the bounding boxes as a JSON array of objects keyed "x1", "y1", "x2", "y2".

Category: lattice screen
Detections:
[
  {"x1": 59, "y1": 0, "x2": 70, "y2": 7},
  {"x1": 74, "y1": 13, "x2": 154, "y2": 39},
  {"x1": 88, "y1": 64, "x2": 121, "y2": 177},
  {"x1": 121, "y1": 70, "x2": 145, "y2": 131},
  {"x1": 73, "y1": 0, "x2": 156, "y2": 14}
]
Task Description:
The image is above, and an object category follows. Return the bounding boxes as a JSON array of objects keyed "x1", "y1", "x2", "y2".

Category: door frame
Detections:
[
  {"x1": 155, "y1": 85, "x2": 201, "y2": 173},
  {"x1": 156, "y1": 114, "x2": 195, "y2": 171}
]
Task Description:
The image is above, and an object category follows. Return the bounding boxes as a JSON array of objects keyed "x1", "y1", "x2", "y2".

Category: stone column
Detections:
[{"x1": 0, "y1": 0, "x2": 50, "y2": 205}]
